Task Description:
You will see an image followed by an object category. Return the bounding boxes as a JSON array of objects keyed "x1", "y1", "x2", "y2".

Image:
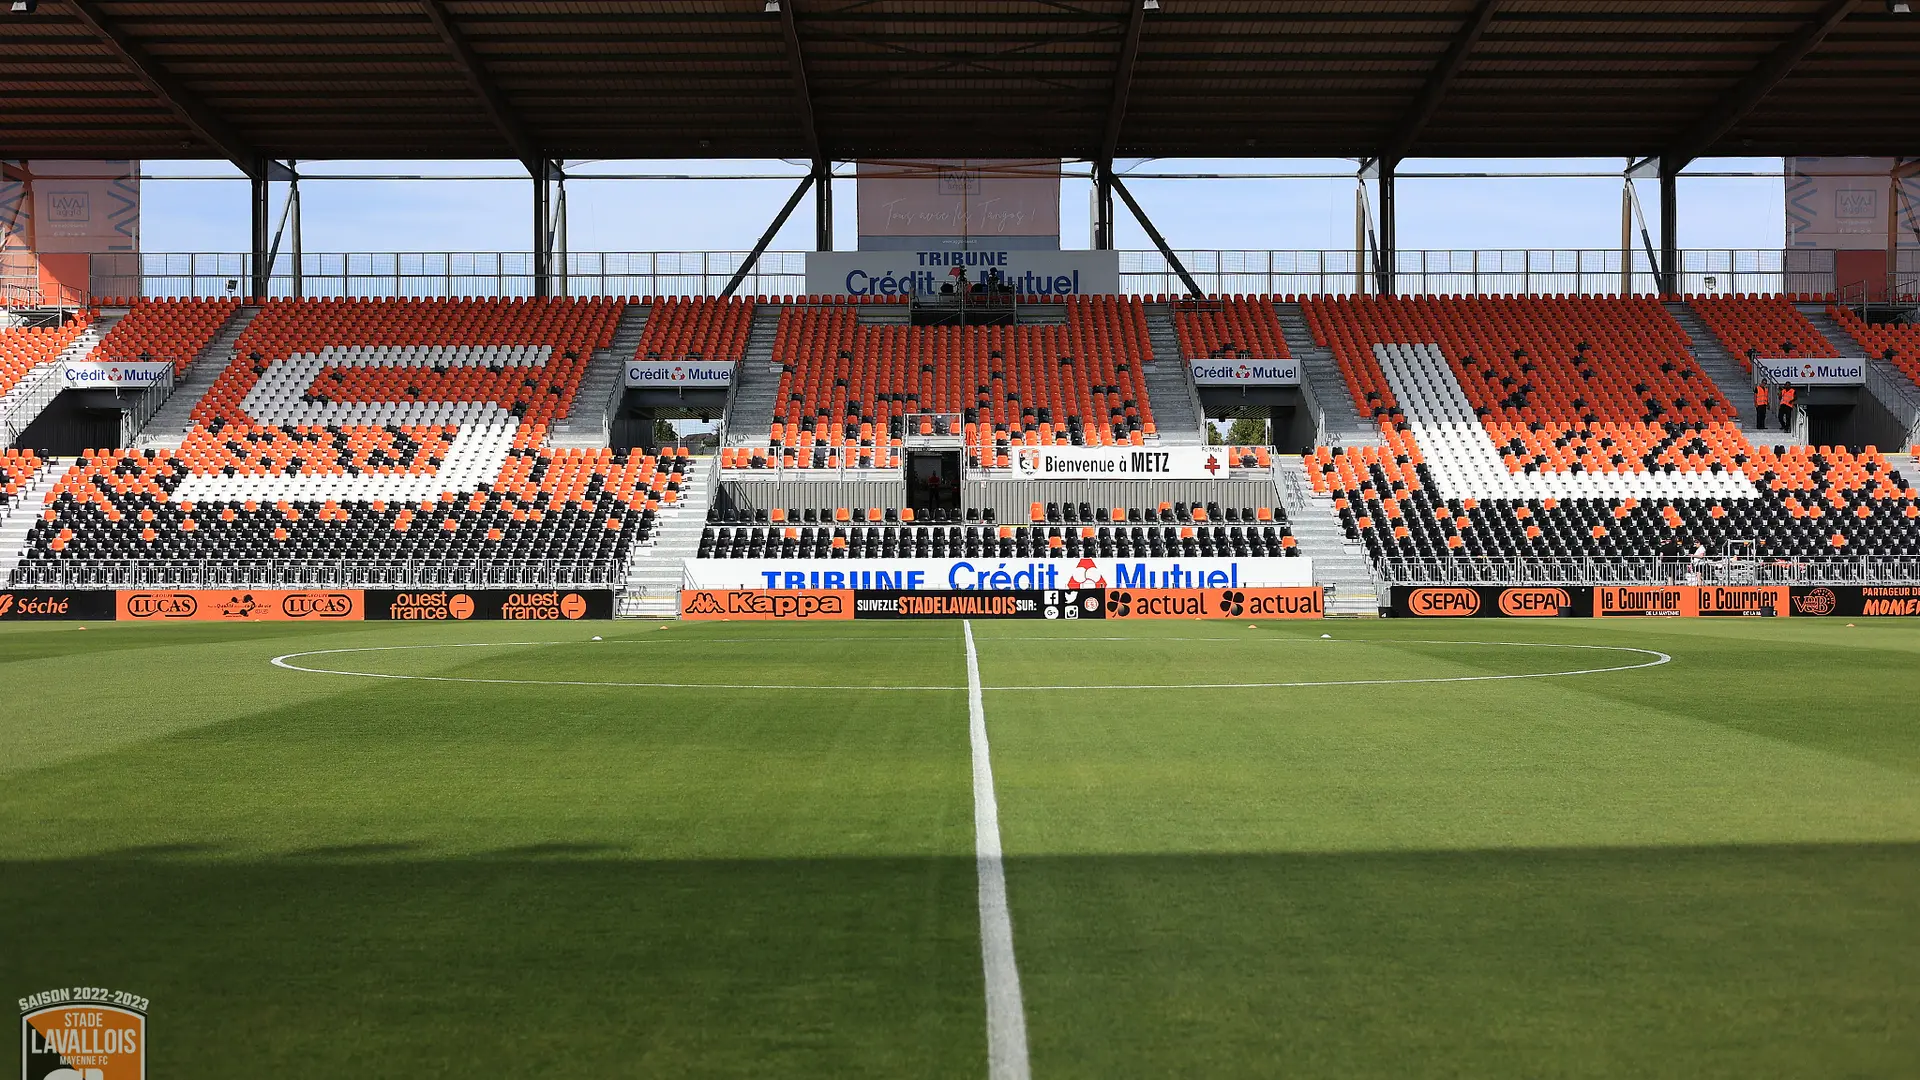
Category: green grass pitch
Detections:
[{"x1": 4, "y1": 617, "x2": 1919, "y2": 1077}]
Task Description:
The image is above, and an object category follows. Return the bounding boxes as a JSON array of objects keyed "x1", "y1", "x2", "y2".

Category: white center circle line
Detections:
[{"x1": 269, "y1": 639, "x2": 1670, "y2": 692}]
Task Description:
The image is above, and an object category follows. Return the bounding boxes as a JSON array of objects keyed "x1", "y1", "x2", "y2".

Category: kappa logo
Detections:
[
  {"x1": 1217, "y1": 589, "x2": 1246, "y2": 616},
  {"x1": 1105, "y1": 591, "x2": 1133, "y2": 617},
  {"x1": 1794, "y1": 586, "x2": 1838, "y2": 616},
  {"x1": 683, "y1": 591, "x2": 725, "y2": 615},
  {"x1": 1065, "y1": 558, "x2": 1108, "y2": 588}
]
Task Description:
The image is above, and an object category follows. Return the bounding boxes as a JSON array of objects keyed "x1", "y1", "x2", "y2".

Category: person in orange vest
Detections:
[
  {"x1": 1753, "y1": 382, "x2": 1770, "y2": 429},
  {"x1": 1779, "y1": 384, "x2": 1797, "y2": 432}
]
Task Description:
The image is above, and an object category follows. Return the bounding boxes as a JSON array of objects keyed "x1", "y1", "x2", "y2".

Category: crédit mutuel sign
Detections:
[{"x1": 805, "y1": 250, "x2": 1120, "y2": 297}]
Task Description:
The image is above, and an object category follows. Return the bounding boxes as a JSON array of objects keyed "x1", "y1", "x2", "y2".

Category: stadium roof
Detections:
[{"x1": 3, "y1": 1, "x2": 1918, "y2": 175}]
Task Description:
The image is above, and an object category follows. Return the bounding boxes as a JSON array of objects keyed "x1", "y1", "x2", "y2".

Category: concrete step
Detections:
[
  {"x1": 553, "y1": 302, "x2": 650, "y2": 449},
  {"x1": 1274, "y1": 302, "x2": 1381, "y2": 447},
  {"x1": 617, "y1": 456, "x2": 719, "y2": 617},
  {"x1": 0, "y1": 457, "x2": 67, "y2": 584},
  {"x1": 1663, "y1": 300, "x2": 1773, "y2": 435},
  {"x1": 136, "y1": 305, "x2": 260, "y2": 448},
  {"x1": 1270, "y1": 456, "x2": 1380, "y2": 616},
  {"x1": 1, "y1": 316, "x2": 118, "y2": 448},
  {"x1": 723, "y1": 304, "x2": 783, "y2": 444},
  {"x1": 1142, "y1": 303, "x2": 1204, "y2": 444}
]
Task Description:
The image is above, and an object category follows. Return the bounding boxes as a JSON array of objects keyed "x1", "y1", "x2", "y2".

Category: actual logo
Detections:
[{"x1": 20, "y1": 987, "x2": 147, "y2": 1079}]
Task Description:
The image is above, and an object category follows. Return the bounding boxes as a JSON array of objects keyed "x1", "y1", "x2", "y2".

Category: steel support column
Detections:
[
  {"x1": 723, "y1": 173, "x2": 816, "y2": 299},
  {"x1": 249, "y1": 164, "x2": 270, "y2": 299},
  {"x1": 532, "y1": 161, "x2": 552, "y2": 298},
  {"x1": 814, "y1": 160, "x2": 833, "y2": 251},
  {"x1": 1659, "y1": 160, "x2": 1680, "y2": 295},
  {"x1": 1107, "y1": 169, "x2": 1204, "y2": 299},
  {"x1": 1093, "y1": 165, "x2": 1115, "y2": 250},
  {"x1": 1376, "y1": 157, "x2": 1399, "y2": 295}
]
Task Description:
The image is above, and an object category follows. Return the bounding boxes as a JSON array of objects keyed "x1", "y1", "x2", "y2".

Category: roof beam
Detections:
[
  {"x1": 1100, "y1": 0, "x2": 1147, "y2": 163},
  {"x1": 62, "y1": 0, "x2": 262, "y2": 179},
  {"x1": 777, "y1": 0, "x2": 822, "y2": 164},
  {"x1": 1383, "y1": 0, "x2": 1503, "y2": 162},
  {"x1": 417, "y1": 0, "x2": 541, "y2": 165},
  {"x1": 1664, "y1": 0, "x2": 1856, "y2": 167}
]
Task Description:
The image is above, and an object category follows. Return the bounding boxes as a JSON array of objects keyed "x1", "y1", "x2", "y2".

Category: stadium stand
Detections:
[
  {"x1": 1827, "y1": 304, "x2": 1920, "y2": 394},
  {"x1": 1173, "y1": 296, "x2": 1292, "y2": 360},
  {"x1": 727, "y1": 295, "x2": 1156, "y2": 472},
  {"x1": 0, "y1": 314, "x2": 91, "y2": 402},
  {"x1": 1686, "y1": 295, "x2": 1836, "y2": 374},
  {"x1": 9, "y1": 297, "x2": 705, "y2": 580},
  {"x1": 1300, "y1": 295, "x2": 1920, "y2": 560},
  {"x1": 0, "y1": 448, "x2": 45, "y2": 513},
  {"x1": 91, "y1": 297, "x2": 242, "y2": 375},
  {"x1": 634, "y1": 296, "x2": 752, "y2": 364}
]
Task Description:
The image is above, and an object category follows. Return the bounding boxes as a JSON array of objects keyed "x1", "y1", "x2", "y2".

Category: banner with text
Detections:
[
  {"x1": 625, "y1": 360, "x2": 735, "y2": 389},
  {"x1": 681, "y1": 586, "x2": 1323, "y2": 621},
  {"x1": 1012, "y1": 445, "x2": 1234, "y2": 481},
  {"x1": 1753, "y1": 357, "x2": 1865, "y2": 386},
  {"x1": 62, "y1": 360, "x2": 171, "y2": 389},
  {"x1": 1188, "y1": 359, "x2": 1301, "y2": 387},
  {"x1": 364, "y1": 589, "x2": 611, "y2": 621},
  {"x1": 1388, "y1": 586, "x2": 1593, "y2": 618},
  {"x1": 805, "y1": 249, "x2": 1119, "y2": 297},
  {"x1": 683, "y1": 556, "x2": 1313, "y2": 593}
]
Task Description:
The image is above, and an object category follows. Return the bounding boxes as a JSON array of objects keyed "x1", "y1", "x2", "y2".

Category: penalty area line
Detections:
[{"x1": 964, "y1": 619, "x2": 1031, "y2": 1080}]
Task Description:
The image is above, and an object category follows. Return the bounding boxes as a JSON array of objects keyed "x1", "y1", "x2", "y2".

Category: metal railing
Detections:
[
  {"x1": 90, "y1": 248, "x2": 1917, "y2": 302},
  {"x1": 9, "y1": 558, "x2": 621, "y2": 590},
  {"x1": 1377, "y1": 556, "x2": 1920, "y2": 587}
]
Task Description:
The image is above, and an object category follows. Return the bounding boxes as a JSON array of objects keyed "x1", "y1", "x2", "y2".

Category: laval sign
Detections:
[
  {"x1": 683, "y1": 557, "x2": 1314, "y2": 592},
  {"x1": 625, "y1": 361, "x2": 735, "y2": 388},
  {"x1": 805, "y1": 250, "x2": 1120, "y2": 297},
  {"x1": 61, "y1": 361, "x2": 170, "y2": 388},
  {"x1": 1753, "y1": 357, "x2": 1865, "y2": 385},
  {"x1": 1188, "y1": 359, "x2": 1301, "y2": 386}
]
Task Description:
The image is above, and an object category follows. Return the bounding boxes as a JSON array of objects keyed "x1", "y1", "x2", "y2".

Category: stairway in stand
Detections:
[
  {"x1": 136, "y1": 305, "x2": 260, "y2": 448},
  {"x1": 1141, "y1": 303, "x2": 1204, "y2": 444},
  {"x1": 1272, "y1": 455, "x2": 1380, "y2": 616},
  {"x1": 0, "y1": 457, "x2": 67, "y2": 585},
  {"x1": 617, "y1": 456, "x2": 716, "y2": 617}
]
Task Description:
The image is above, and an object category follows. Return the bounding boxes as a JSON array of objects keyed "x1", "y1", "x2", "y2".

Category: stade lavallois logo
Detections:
[{"x1": 20, "y1": 987, "x2": 147, "y2": 1079}]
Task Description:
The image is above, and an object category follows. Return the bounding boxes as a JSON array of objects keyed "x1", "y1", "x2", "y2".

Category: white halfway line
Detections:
[{"x1": 965, "y1": 619, "x2": 1031, "y2": 1080}]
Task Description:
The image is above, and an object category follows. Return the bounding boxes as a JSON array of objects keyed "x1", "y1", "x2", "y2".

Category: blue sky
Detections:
[{"x1": 136, "y1": 157, "x2": 1788, "y2": 255}]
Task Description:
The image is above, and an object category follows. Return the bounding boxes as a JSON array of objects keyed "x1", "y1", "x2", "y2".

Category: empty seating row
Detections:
[
  {"x1": 700, "y1": 522, "x2": 1298, "y2": 561},
  {"x1": 1829, "y1": 304, "x2": 1920, "y2": 394},
  {"x1": 93, "y1": 297, "x2": 242, "y2": 375},
  {"x1": 0, "y1": 448, "x2": 46, "y2": 512},
  {"x1": 634, "y1": 297, "x2": 752, "y2": 363},
  {"x1": 761, "y1": 296, "x2": 1158, "y2": 463},
  {"x1": 0, "y1": 314, "x2": 90, "y2": 401},
  {"x1": 1686, "y1": 295, "x2": 1836, "y2": 372},
  {"x1": 1173, "y1": 296, "x2": 1291, "y2": 360},
  {"x1": 20, "y1": 446, "x2": 692, "y2": 565}
]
